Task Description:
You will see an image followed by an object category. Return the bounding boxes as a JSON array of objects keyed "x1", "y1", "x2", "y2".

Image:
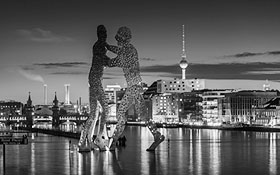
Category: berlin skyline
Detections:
[{"x1": 1, "y1": 0, "x2": 280, "y2": 104}]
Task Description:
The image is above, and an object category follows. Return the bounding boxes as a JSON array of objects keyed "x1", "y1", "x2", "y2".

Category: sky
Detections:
[{"x1": 1, "y1": 0, "x2": 280, "y2": 104}]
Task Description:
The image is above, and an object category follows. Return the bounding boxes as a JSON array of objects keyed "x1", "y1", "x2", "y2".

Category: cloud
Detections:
[
  {"x1": 17, "y1": 28, "x2": 73, "y2": 42},
  {"x1": 18, "y1": 69, "x2": 44, "y2": 83},
  {"x1": 141, "y1": 62, "x2": 280, "y2": 81},
  {"x1": 20, "y1": 66, "x2": 35, "y2": 71},
  {"x1": 139, "y1": 57, "x2": 156, "y2": 61},
  {"x1": 34, "y1": 62, "x2": 89, "y2": 69},
  {"x1": 224, "y1": 51, "x2": 280, "y2": 58},
  {"x1": 51, "y1": 71, "x2": 87, "y2": 75},
  {"x1": 267, "y1": 51, "x2": 280, "y2": 55},
  {"x1": 244, "y1": 70, "x2": 280, "y2": 75}
]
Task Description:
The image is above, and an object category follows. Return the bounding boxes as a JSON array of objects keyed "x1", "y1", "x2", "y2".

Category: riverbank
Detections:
[
  {"x1": 17, "y1": 124, "x2": 280, "y2": 140},
  {"x1": 126, "y1": 122, "x2": 280, "y2": 132},
  {"x1": 18, "y1": 127, "x2": 80, "y2": 139}
]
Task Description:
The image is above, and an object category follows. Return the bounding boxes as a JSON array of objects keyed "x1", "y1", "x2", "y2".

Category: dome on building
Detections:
[
  {"x1": 35, "y1": 106, "x2": 53, "y2": 116},
  {"x1": 180, "y1": 58, "x2": 188, "y2": 69}
]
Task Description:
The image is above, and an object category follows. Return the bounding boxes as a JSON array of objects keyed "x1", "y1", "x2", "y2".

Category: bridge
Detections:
[
  {"x1": 0, "y1": 114, "x2": 117, "y2": 131},
  {"x1": 0, "y1": 114, "x2": 88, "y2": 127}
]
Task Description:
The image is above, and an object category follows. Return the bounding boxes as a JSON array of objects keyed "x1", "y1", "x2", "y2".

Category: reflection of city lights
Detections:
[{"x1": 269, "y1": 133, "x2": 277, "y2": 174}]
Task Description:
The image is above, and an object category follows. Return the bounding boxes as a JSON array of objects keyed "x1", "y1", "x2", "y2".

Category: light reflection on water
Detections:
[{"x1": 0, "y1": 126, "x2": 279, "y2": 175}]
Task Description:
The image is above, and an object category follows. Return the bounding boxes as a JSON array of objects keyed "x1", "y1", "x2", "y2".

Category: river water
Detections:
[{"x1": 0, "y1": 126, "x2": 279, "y2": 175}]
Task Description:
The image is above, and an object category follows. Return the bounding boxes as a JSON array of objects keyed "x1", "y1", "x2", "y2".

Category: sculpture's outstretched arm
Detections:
[{"x1": 106, "y1": 44, "x2": 120, "y2": 54}]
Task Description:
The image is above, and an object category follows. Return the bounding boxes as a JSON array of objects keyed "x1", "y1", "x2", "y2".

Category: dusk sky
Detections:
[{"x1": 1, "y1": 0, "x2": 280, "y2": 104}]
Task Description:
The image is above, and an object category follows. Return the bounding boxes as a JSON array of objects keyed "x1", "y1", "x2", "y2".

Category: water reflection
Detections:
[
  {"x1": 209, "y1": 130, "x2": 221, "y2": 175},
  {"x1": 31, "y1": 141, "x2": 35, "y2": 175},
  {"x1": 269, "y1": 133, "x2": 277, "y2": 175},
  {"x1": 2, "y1": 127, "x2": 280, "y2": 175}
]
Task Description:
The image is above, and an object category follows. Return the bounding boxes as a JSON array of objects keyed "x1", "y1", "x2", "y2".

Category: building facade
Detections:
[
  {"x1": 179, "y1": 91, "x2": 203, "y2": 123},
  {"x1": 157, "y1": 78, "x2": 205, "y2": 94},
  {"x1": 220, "y1": 90, "x2": 278, "y2": 123},
  {"x1": 201, "y1": 89, "x2": 234, "y2": 125},
  {"x1": 252, "y1": 97, "x2": 280, "y2": 125},
  {"x1": 0, "y1": 101, "x2": 23, "y2": 116}
]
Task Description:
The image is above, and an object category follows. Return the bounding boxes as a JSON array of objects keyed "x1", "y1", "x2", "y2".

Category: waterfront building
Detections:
[
  {"x1": 105, "y1": 84, "x2": 122, "y2": 104},
  {"x1": 104, "y1": 85, "x2": 121, "y2": 121},
  {"x1": 220, "y1": 90, "x2": 278, "y2": 124},
  {"x1": 252, "y1": 97, "x2": 280, "y2": 125},
  {"x1": 179, "y1": 91, "x2": 203, "y2": 123},
  {"x1": 201, "y1": 89, "x2": 234, "y2": 125},
  {"x1": 152, "y1": 93, "x2": 180, "y2": 123},
  {"x1": 156, "y1": 78, "x2": 205, "y2": 93},
  {"x1": 0, "y1": 100, "x2": 23, "y2": 116},
  {"x1": 143, "y1": 81, "x2": 159, "y2": 120}
]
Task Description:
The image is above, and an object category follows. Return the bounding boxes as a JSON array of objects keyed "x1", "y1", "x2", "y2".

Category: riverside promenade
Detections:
[
  {"x1": 16, "y1": 123, "x2": 280, "y2": 141},
  {"x1": 18, "y1": 127, "x2": 80, "y2": 139}
]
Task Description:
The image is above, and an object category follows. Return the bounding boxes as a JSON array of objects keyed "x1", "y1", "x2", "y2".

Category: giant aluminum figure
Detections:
[
  {"x1": 106, "y1": 26, "x2": 165, "y2": 151},
  {"x1": 78, "y1": 25, "x2": 109, "y2": 151}
]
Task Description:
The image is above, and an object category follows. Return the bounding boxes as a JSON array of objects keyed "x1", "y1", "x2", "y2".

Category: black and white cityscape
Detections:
[{"x1": 1, "y1": 0, "x2": 280, "y2": 175}]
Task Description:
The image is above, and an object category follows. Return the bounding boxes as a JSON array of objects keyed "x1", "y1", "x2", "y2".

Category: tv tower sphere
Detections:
[{"x1": 180, "y1": 58, "x2": 188, "y2": 69}]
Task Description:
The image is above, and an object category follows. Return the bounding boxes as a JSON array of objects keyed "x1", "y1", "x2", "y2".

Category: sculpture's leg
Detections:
[
  {"x1": 146, "y1": 120, "x2": 165, "y2": 151},
  {"x1": 88, "y1": 101, "x2": 102, "y2": 149},
  {"x1": 94, "y1": 89, "x2": 109, "y2": 151},
  {"x1": 134, "y1": 85, "x2": 165, "y2": 151},
  {"x1": 78, "y1": 118, "x2": 93, "y2": 152},
  {"x1": 94, "y1": 97, "x2": 109, "y2": 151},
  {"x1": 108, "y1": 88, "x2": 132, "y2": 151},
  {"x1": 78, "y1": 87, "x2": 97, "y2": 151}
]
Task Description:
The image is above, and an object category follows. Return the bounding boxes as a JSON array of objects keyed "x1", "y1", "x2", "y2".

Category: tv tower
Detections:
[{"x1": 179, "y1": 25, "x2": 188, "y2": 80}]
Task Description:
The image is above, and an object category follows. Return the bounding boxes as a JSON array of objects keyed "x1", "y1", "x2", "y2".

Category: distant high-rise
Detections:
[
  {"x1": 64, "y1": 84, "x2": 70, "y2": 105},
  {"x1": 263, "y1": 79, "x2": 271, "y2": 91},
  {"x1": 44, "y1": 84, "x2": 47, "y2": 105},
  {"x1": 179, "y1": 25, "x2": 188, "y2": 80}
]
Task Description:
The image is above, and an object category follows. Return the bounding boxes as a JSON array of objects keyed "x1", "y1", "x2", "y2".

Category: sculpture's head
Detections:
[
  {"x1": 115, "y1": 26, "x2": 132, "y2": 46},
  {"x1": 97, "y1": 25, "x2": 107, "y2": 41}
]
